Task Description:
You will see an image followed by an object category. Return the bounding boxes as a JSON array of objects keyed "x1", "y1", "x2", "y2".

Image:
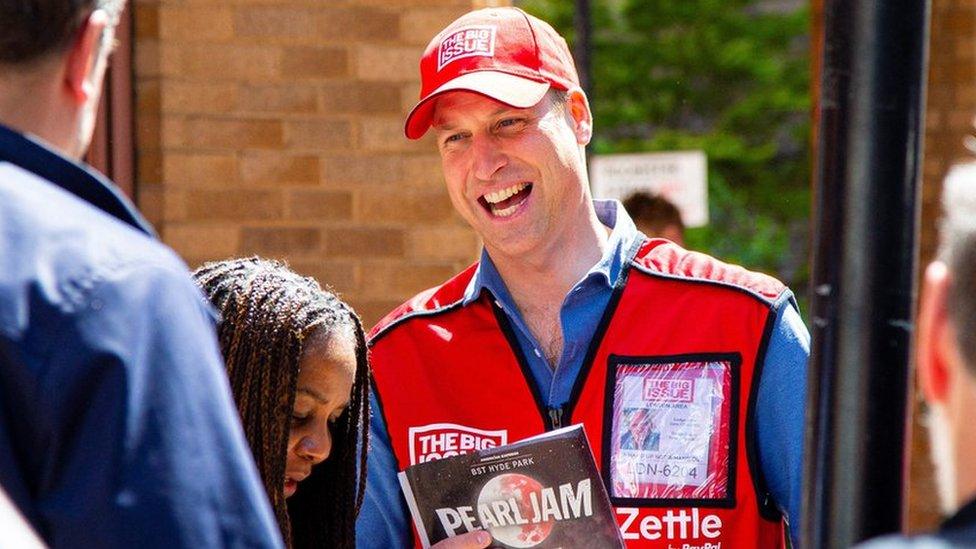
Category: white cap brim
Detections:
[{"x1": 405, "y1": 71, "x2": 551, "y2": 139}]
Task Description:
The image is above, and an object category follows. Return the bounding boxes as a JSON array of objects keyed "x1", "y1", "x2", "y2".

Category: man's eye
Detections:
[
  {"x1": 291, "y1": 414, "x2": 309, "y2": 425},
  {"x1": 444, "y1": 133, "x2": 465, "y2": 145},
  {"x1": 497, "y1": 118, "x2": 525, "y2": 130}
]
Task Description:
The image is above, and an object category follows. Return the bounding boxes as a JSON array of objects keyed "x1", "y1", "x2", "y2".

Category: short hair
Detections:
[
  {"x1": 549, "y1": 88, "x2": 570, "y2": 105},
  {"x1": 622, "y1": 192, "x2": 685, "y2": 235},
  {"x1": 940, "y1": 164, "x2": 976, "y2": 373},
  {"x1": 0, "y1": 0, "x2": 125, "y2": 65},
  {"x1": 193, "y1": 257, "x2": 369, "y2": 549}
]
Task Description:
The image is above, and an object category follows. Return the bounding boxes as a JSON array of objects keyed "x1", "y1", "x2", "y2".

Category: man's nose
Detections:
[{"x1": 471, "y1": 134, "x2": 507, "y2": 181}]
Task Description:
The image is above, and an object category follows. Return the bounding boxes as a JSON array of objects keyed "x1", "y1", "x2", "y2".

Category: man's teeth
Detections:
[
  {"x1": 483, "y1": 182, "x2": 528, "y2": 205},
  {"x1": 494, "y1": 203, "x2": 519, "y2": 217}
]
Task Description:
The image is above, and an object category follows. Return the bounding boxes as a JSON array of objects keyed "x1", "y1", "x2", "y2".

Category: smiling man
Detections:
[{"x1": 357, "y1": 8, "x2": 809, "y2": 548}]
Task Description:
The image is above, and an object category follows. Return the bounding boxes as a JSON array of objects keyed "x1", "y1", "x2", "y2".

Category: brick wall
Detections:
[
  {"x1": 908, "y1": 0, "x2": 976, "y2": 532},
  {"x1": 134, "y1": 0, "x2": 507, "y2": 326}
]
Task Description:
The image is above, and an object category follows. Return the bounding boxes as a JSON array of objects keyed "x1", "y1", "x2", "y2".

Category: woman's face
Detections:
[{"x1": 284, "y1": 327, "x2": 356, "y2": 498}]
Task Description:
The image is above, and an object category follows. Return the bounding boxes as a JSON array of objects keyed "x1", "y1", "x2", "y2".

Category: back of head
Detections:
[
  {"x1": 0, "y1": 0, "x2": 124, "y2": 66},
  {"x1": 941, "y1": 163, "x2": 976, "y2": 373},
  {"x1": 193, "y1": 257, "x2": 369, "y2": 549},
  {"x1": 623, "y1": 192, "x2": 685, "y2": 240},
  {"x1": 0, "y1": 0, "x2": 127, "y2": 159},
  {"x1": 920, "y1": 163, "x2": 976, "y2": 518}
]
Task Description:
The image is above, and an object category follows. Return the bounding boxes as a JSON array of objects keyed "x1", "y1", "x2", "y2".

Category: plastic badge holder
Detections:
[{"x1": 605, "y1": 354, "x2": 737, "y2": 506}]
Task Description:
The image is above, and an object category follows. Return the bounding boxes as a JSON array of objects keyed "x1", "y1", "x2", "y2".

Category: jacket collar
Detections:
[{"x1": 0, "y1": 123, "x2": 155, "y2": 237}]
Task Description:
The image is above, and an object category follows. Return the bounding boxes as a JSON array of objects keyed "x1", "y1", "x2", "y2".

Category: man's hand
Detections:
[{"x1": 430, "y1": 530, "x2": 492, "y2": 549}]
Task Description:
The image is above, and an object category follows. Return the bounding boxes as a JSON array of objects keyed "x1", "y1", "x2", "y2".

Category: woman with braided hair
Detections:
[{"x1": 193, "y1": 257, "x2": 369, "y2": 549}]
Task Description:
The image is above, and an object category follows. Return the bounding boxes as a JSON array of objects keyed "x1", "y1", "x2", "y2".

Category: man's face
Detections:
[
  {"x1": 917, "y1": 259, "x2": 974, "y2": 517},
  {"x1": 431, "y1": 90, "x2": 591, "y2": 260}
]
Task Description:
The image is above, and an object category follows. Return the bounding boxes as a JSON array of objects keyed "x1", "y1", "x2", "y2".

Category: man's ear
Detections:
[
  {"x1": 565, "y1": 88, "x2": 593, "y2": 146},
  {"x1": 918, "y1": 261, "x2": 953, "y2": 405},
  {"x1": 63, "y1": 9, "x2": 110, "y2": 105}
]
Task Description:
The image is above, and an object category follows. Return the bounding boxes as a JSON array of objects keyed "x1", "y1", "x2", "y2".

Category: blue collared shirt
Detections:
[
  {"x1": 357, "y1": 200, "x2": 809, "y2": 547},
  {"x1": 0, "y1": 124, "x2": 283, "y2": 548},
  {"x1": 460, "y1": 200, "x2": 637, "y2": 407}
]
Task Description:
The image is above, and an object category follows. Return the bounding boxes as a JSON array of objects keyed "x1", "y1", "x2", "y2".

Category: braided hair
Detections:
[{"x1": 193, "y1": 257, "x2": 369, "y2": 549}]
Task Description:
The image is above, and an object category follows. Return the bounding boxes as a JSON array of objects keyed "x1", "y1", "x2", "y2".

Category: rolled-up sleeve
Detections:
[{"x1": 756, "y1": 299, "x2": 810, "y2": 547}]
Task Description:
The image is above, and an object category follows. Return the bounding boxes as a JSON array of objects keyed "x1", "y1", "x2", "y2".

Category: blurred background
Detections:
[
  {"x1": 522, "y1": 0, "x2": 812, "y2": 304},
  {"x1": 90, "y1": 0, "x2": 974, "y2": 534}
]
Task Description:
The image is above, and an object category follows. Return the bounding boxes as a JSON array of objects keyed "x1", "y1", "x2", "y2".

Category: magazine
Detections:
[{"x1": 398, "y1": 425, "x2": 624, "y2": 548}]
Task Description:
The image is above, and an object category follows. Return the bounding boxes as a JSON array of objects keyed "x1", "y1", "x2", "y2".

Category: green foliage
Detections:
[{"x1": 519, "y1": 0, "x2": 812, "y2": 298}]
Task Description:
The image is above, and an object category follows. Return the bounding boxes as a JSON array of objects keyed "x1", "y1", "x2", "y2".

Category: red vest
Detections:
[{"x1": 370, "y1": 240, "x2": 789, "y2": 548}]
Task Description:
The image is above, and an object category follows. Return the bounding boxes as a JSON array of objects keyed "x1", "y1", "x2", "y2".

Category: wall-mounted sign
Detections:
[{"x1": 590, "y1": 151, "x2": 708, "y2": 227}]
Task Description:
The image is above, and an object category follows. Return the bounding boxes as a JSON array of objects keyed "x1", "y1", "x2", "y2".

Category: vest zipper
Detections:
[{"x1": 547, "y1": 406, "x2": 564, "y2": 430}]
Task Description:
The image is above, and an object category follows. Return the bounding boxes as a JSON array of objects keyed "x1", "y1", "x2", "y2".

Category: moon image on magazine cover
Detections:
[{"x1": 477, "y1": 473, "x2": 554, "y2": 547}]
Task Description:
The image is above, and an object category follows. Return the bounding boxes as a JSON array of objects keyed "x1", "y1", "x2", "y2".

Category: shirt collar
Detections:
[
  {"x1": 0, "y1": 123, "x2": 155, "y2": 236},
  {"x1": 462, "y1": 199, "x2": 642, "y2": 305}
]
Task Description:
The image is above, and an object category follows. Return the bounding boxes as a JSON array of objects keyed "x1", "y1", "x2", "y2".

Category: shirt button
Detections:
[{"x1": 534, "y1": 348, "x2": 542, "y2": 358}]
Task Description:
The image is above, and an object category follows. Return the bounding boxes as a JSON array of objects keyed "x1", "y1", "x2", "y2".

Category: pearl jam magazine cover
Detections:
[{"x1": 398, "y1": 425, "x2": 624, "y2": 548}]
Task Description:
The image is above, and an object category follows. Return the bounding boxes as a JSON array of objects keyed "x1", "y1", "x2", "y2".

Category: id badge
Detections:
[{"x1": 603, "y1": 353, "x2": 739, "y2": 507}]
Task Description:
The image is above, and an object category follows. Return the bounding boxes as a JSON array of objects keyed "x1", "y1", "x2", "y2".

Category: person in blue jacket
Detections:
[{"x1": 0, "y1": 1, "x2": 282, "y2": 546}]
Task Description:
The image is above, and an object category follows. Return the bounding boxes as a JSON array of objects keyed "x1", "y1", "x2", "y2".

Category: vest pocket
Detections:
[{"x1": 601, "y1": 352, "x2": 741, "y2": 509}]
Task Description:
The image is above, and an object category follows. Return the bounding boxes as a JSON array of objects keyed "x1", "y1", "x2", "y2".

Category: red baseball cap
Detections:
[{"x1": 404, "y1": 7, "x2": 580, "y2": 140}]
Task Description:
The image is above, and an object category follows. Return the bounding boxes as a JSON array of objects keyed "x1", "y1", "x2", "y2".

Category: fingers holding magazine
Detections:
[{"x1": 431, "y1": 530, "x2": 492, "y2": 548}]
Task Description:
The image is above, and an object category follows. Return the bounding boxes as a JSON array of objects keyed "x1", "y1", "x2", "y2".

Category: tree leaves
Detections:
[{"x1": 520, "y1": 0, "x2": 812, "y2": 297}]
